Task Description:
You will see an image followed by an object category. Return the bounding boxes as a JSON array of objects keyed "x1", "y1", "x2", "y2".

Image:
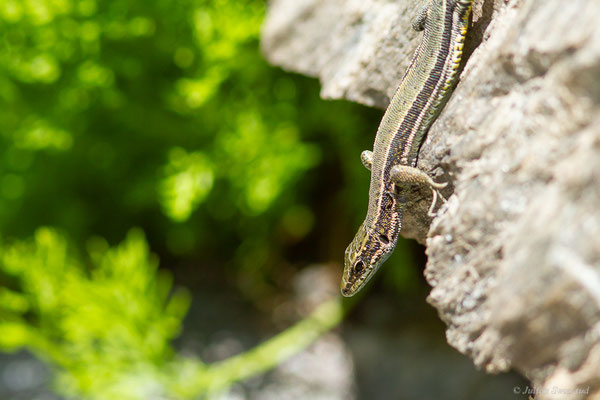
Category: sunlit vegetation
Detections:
[{"x1": 0, "y1": 0, "x2": 410, "y2": 398}]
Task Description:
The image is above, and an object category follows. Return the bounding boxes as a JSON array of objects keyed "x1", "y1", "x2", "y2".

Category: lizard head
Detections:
[{"x1": 341, "y1": 221, "x2": 399, "y2": 297}]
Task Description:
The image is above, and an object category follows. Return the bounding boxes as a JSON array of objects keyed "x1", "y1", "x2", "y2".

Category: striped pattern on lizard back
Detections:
[{"x1": 341, "y1": 0, "x2": 473, "y2": 297}]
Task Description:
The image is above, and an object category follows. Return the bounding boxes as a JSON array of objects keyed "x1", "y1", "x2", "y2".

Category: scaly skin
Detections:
[{"x1": 341, "y1": 0, "x2": 473, "y2": 297}]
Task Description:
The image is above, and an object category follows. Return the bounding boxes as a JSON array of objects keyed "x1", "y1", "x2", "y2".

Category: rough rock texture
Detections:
[{"x1": 263, "y1": 0, "x2": 600, "y2": 398}]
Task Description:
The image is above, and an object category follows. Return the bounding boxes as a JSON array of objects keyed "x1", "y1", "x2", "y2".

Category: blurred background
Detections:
[{"x1": 0, "y1": 0, "x2": 527, "y2": 398}]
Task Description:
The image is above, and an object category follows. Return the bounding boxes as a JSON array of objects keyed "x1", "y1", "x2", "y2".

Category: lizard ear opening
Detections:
[
  {"x1": 383, "y1": 192, "x2": 395, "y2": 211},
  {"x1": 379, "y1": 234, "x2": 390, "y2": 245}
]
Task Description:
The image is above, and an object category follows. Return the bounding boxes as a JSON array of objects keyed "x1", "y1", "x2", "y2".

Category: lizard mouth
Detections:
[
  {"x1": 340, "y1": 283, "x2": 354, "y2": 297},
  {"x1": 340, "y1": 258, "x2": 360, "y2": 297}
]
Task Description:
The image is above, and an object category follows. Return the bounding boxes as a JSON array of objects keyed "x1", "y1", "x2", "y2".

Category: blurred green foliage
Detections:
[
  {"x1": 0, "y1": 228, "x2": 190, "y2": 398},
  {"x1": 0, "y1": 0, "x2": 413, "y2": 397},
  {"x1": 0, "y1": 0, "x2": 379, "y2": 292},
  {"x1": 0, "y1": 228, "x2": 343, "y2": 399}
]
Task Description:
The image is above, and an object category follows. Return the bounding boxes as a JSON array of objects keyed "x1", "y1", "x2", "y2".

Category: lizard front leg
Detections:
[
  {"x1": 389, "y1": 165, "x2": 447, "y2": 216},
  {"x1": 360, "y1": 150, "x2": 373, "y2": 171},
  {"x1": 411, "y1": 2, "x2": 430, "y2": 32}
]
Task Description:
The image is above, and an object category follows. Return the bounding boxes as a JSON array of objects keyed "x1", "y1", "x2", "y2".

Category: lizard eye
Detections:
[
  {"x1": 354, "y1": 260, "x2": 365, "y2": 273},
  {"x1": 379, "y1": 234, "x2": 390, "y2": 244}
]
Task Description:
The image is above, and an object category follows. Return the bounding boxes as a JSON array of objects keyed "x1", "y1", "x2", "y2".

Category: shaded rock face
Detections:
[{"x1": 262, "y1": 0, "x2": 600, "y2": 397}]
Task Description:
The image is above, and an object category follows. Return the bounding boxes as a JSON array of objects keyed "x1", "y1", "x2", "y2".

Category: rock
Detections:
[{"x1": 262, "y1": 0, "x2": 600, "y2": 397}]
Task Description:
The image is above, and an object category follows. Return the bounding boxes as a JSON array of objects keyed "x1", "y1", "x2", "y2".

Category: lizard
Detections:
[{"x1": 341, "y1": 0, "x2": 474, "y2": 297}]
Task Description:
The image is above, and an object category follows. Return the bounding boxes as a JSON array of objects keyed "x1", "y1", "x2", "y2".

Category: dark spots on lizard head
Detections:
[{"x1": 342, "y1": 226, "x2": 400, "y2": 296}]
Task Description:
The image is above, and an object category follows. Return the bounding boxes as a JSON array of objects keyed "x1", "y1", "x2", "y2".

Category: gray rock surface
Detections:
[{"x1": 262, "y1": 0, "x2": 600, "y2": 398}]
